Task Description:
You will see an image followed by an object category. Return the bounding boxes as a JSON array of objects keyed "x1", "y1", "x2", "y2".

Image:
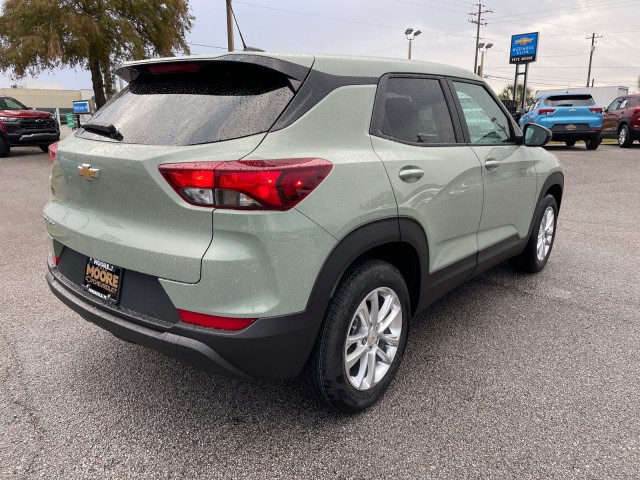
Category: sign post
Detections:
[{"x1": 509, "y1": 32, "x2": 539, "y2": 111}]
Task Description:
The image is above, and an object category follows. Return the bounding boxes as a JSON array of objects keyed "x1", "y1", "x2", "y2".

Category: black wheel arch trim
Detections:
[
  {"x1": 529, "y1": 171, "x2": 564, "y2": 238},
  {"x1": 305, "y1": 217, "x2": 429, "y2": 313}
]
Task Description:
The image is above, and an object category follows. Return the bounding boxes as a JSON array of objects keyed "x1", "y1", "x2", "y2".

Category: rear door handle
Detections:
[
  {"x1": 398, "y1": 166, "x2": 424, "y2": 183},
  {"x1": 485, "y1": 159, "x2": 500, "y2": 171}
]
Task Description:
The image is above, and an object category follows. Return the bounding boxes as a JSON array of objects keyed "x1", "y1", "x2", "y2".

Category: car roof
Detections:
[{"x1": 118, "y1": 52, "x2": 479, "y2": 82}]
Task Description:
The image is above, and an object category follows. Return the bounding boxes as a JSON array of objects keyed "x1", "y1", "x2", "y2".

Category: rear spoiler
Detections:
[{"x1": 115, "y1": 54, "x2": 313, "y2": 92}]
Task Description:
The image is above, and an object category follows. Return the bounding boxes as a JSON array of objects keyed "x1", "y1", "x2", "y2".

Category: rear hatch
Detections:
[
  {"x1": 44, "y1": 55, "x2": 313, "y2": 283},
  {"x1": 539, "y1": 94, "x2": 601, "y2": 130}
]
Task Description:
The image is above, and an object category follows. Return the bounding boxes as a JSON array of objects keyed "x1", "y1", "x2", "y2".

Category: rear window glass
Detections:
[
  {"x1": 544, "y1": 95, "x2": 595, "y2": 107},
  {"x1": 77, "y1": 62, "x2": 295, "y2": 146},
  {"x1": 380, "y1": 77, "x2": 456, "y2": 145}
]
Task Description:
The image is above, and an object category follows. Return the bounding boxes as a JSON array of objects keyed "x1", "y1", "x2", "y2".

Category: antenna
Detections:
[{"x1": 227, "y1": 0, "x2": 264, "y2": 52}]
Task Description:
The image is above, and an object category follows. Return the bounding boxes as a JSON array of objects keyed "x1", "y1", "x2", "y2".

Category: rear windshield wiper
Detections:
[{"x1": 82, "y1": 121, "x2": 123, "y2": 141}]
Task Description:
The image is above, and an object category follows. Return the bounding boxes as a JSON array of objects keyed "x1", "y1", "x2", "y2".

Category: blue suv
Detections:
[{"x1": 519, "y1": 94, "x2": 602, "y2": 149}]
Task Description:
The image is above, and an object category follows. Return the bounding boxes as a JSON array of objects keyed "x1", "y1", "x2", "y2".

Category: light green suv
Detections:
[{"x1": 44, "y1": 53, "x2": 563, "y2": 412}]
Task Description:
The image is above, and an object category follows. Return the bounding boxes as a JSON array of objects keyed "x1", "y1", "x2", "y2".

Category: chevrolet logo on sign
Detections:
[
  {"x1": 78, "y1": 163, "x2": 100, "y2": 180},
  {"x1": 514, "y1": 37, "x2": 534, "y2": 46}
]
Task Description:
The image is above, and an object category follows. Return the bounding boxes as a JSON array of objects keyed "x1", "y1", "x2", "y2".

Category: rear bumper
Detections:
[
  {"x1": 550, "y1": 130, "x2": 600, "y2": 142},
  {"x1": 46, "y1": 261, "x2": 327, "y2": 380}
]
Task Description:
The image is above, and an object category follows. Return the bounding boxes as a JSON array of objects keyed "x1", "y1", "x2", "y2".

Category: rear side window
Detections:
[
  {"x1": 544, "y1": 95, "x2": 595, "y2": 107},
  {"x1": 378, "y1": 77, "x2": 456, "y2": 145},
  {"x1": 452, "y1": 82, "x2": 512, "y2": 144},
  {"x1": 78, "y1": 62, "x2": 295, "y2": 146}
]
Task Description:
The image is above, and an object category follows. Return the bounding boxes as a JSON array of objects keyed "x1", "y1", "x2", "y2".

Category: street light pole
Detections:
[
  {"x1": 477, "y1": 42, "x2": 492, "y2": 77},
  {"x1": 405, "y1": 28, "x2": 422, "y2": 60}
]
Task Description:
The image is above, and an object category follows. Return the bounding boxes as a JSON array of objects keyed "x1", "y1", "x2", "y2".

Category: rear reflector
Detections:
[
  {"x1": 48, "y1": 142, "x2": 59, "y2": 165},
  {"x1": 539, "y1": 108, "x2": 556, "y2": 114},
  {"x1": 178, "y1": 309, "x2": 256, "y2": 330},
  {"x1": 159, "y1": 159, "x2": 333, "y2": 210},
  {"x1": 147, "y1": 63, "x2": 201, "y2": 74},
  {"x1": 589, "y1": 107, "x2": 603, "y2": 113}
]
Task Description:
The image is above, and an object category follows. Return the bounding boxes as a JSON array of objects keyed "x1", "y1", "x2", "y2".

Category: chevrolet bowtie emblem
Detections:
[{"x1": 78, "y1": 163, "x2": 100, "y2": 180}]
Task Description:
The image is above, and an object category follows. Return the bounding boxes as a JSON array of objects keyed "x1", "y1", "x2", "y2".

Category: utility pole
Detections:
[
  {"x1": 585, "y1": 33, "x2": 603, "y2": 87},
  {"x1": 226, "y1": 0, "x2": 235, "y2": 52},
  {"x1": 469, "y1": 3, "x2": 492, "y2": 74}
]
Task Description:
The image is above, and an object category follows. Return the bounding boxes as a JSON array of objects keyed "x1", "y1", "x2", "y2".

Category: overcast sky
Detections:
[{"x1": 1, "y1": 0, "x2": 639, "y2": 96}]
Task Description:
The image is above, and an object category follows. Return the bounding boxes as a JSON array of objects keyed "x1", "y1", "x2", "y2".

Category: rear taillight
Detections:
[
  {"x1": 159, "y1": 159, "x2": 333, "y2": 210},
  {"x1": 589, "y1": 107, "x2": 603, "y2": 113},
  {"x1": 539, "y1": 108, "x2": 556, "y2": 114},
  {"x1": 632, "y1": 108, "x2": 640, "y2": 115},
  {"x1": 178, "y1": 309, "x2": 256, "y2": 331},
  {"x1": 48, "y1": 142, "x2": 59, "y2": 165}
]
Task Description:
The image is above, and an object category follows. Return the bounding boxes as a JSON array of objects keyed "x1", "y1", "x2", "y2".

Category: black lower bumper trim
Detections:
[
  {"x1": 7, "y1": 132, "x2": 59, "y2": 146},
  {"x1": 46, "y1": 268, "x2": 327, "y2": 381}
]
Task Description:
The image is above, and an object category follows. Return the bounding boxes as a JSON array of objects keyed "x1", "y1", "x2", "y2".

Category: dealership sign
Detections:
[
  {"x1": 510, "y1": 32, "x2": 539, "y2": 64},
  {"x1": 72, "y1": 100, "x2": 91, "y2": 114}
]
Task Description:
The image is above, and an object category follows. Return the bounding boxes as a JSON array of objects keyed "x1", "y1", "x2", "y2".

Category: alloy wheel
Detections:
[
  {"x1": 536, "y1": 206, "x2": 555, "y2": 261},
  {"x1": 619, "y1": 127, "x2": 627, "y2": 146},
  {"x1": 344, "y1": 287, "x2": 402, "y2": 391}
]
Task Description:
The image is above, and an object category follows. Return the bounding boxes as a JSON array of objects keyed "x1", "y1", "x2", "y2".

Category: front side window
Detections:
[
  {"x1": 379, "y1": 77, "x2": 456, "y2": 145},
  {"x1": 619, "y1": 99, "x2": 629, "y2": 109},
  {"x1": 452, "y1": 82, "x2": 512, "y2": 144},
  {"x1": 607, "y1": 99, "x2": 622, "y2": 111}
]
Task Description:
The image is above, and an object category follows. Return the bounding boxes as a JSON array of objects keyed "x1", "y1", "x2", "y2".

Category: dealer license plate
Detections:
[{"x1": 83, "y1": 257, "x2": 123, "y2": 303}]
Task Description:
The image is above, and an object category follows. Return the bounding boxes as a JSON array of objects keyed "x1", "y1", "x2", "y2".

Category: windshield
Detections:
[
  {"x1": 77, "y1": 61, "x2": 295, "y2": 146},
  {"x1": 0, "y1": 96, "x2": 28, "y2": 110}
]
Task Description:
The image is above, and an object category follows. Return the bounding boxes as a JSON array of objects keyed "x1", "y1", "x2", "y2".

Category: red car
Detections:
[
  {"x1": 601, "y1": 94, "x2": 640, "y2": 148},
  {"x1": 0, "y1": 96, "x2": 60, "y2": 157}
]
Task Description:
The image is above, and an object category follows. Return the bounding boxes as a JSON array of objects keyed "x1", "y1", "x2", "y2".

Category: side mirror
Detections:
[{"x1": 523, "y1": 123, "x2": 552, "y2": 147}]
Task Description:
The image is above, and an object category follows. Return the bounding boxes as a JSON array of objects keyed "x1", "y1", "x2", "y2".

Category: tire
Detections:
[
  {"x1": 564, "y1": 140, "x2": 576, "y2": 147},
  {"x1": 39, "y1": 144, "x2": 51, "y2": 153},
  {"x1": 618, "y1": 124, "x2": 633, "y2": 148},
  {"x1": 0, "y1": 137, "x2": 9, "y2": 158},
  {"x1": 585, "y1": 137, "x2": 599, "y2": 150},
  {"x1": 304, "y1": 259, "x2": 410, "y2": 413},
  {"x1": 510, "y1": 194, "x2": 558, "y2": 273}
]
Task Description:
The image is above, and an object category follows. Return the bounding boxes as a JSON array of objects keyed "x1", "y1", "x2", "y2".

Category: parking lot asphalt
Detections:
[{"x1": 1, "y1": 143, "x2": 639, "y2": 479}]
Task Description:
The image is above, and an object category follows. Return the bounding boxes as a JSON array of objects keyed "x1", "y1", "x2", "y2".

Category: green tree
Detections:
[
  {"x1": 498, "y1": 83, "x2": 534, "y2": 108},
  {"x1": 0, "y1": 0, "x2": 193, "y2": 108}
]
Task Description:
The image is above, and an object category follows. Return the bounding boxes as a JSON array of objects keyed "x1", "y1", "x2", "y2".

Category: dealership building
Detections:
[{"x1": 0, "y1": 82, "x2": 95, "y2": 124}]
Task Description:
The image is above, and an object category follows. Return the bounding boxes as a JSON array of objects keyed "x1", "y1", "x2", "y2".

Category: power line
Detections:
[
  {"x1": 234, "y1": 1, "x2": 413, "y2": 31},
  {"x1": 187, "y1": 42, "x2": 227, "y2": 50},
  {"x1": 393, "y1": 0, "x2": 473, "y2": 15}
]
